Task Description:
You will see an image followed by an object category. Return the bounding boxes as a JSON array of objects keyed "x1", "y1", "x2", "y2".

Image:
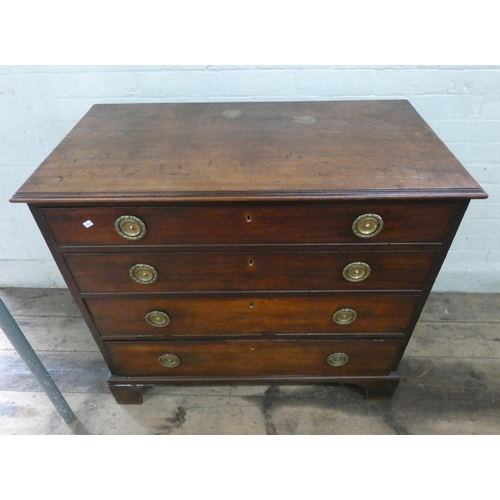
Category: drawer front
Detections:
[
  {"x1": 42, "y1": 203, "x2": 455, "y2": 247},
  {"x1": 86, "y1": 294, "x2": 419, "y2": 337},
  {"x1": 105, "y1": 339, "x2": 403, "y2": 377},
  {"x1": 65, "y1": 250, "x2": 437, "y2": 293}
]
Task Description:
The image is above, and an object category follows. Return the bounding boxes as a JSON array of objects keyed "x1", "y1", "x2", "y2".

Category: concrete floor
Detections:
[{"x1": 1, "y1": 288, "x2": 499, "y2": 435}]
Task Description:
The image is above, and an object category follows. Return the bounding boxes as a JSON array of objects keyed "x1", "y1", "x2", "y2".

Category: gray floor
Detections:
[{"x1": 0, "y1": 288, "x2": 499, "y2": 435}]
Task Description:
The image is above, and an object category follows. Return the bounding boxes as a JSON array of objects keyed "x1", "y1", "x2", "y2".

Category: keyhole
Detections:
[
  {"x1": 249, "y1": 302, "x2": 254, "y2": 309},
  {"x1": 250, "y1": 345, "x2": 254, "y2": 350},
  {"x1": 246, "y1": 214, "x2": 252, "y2": 222},
  {"x1": 248, "y1": 259, "x2": 253, "y2": 266}
]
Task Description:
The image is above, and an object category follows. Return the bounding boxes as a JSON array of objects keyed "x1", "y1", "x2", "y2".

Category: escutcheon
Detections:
[
  {"x1": 130, "y1": 263, "x2": 158, "y2": 284},
  {"x1": 342, "y1": 262, "x2": 371, "y2": 282},
  {"x1": 115, "y1": 215, "x2": 147, "y2": 240},
  {"x1": 352, "y1": 213, "x2": 383, "y2": 238},
  {"x1": 146, "y1": 310, "x2": 171, "y2": 327},
  {"x1": 332, "y1": 308, "x2": 357, "y2": 325},
  {"x1": 158, "y1": 353, "x2": 181, "y2": 368},
  {"x1": 327, "y1": 352, "x2": 349, "y2": 367}
]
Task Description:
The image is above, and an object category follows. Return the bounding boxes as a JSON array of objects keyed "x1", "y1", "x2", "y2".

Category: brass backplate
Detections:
[
  {"x1": 342, "y1": 262, "x2": 371, "y2": 282},
  {"x1": 146, "y1": 310, "x2": 171, "y2": 327},
  {"x1": 130, "y1": 263, "x2": 158, "y2": 284},
  {"x1": 158, "y1": 353, "x2": 181, "y2": 368},
  {"x1": 332, "y1": 308, "x2": 357, "y2": 325},
  {"x1": 115, "y1": 215, "x2": 147, "y2": 240},
  {"x1": 352, "y1": 213, "x2": 383, "y2": 238},
  {"x1": 327, "y1": 352, "x2": 349, "y2": 367}
]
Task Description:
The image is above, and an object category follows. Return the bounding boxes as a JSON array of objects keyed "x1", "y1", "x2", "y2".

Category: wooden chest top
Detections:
[{"x1": 11, "y1": 100, "x2": 487, "y2": 203}]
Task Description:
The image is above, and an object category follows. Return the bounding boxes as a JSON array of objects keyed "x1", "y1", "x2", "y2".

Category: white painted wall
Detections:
[{"x1": 0, "y1": 66, "x2": 498, "y2": 291}]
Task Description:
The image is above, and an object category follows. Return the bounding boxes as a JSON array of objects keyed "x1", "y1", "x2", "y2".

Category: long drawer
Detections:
[
  {"x1": 85, "y1": 293, "x2": 419, "y2": 337},
  {"x1": 65, "y1": 250, "x2": 437, "y2": 293},
  {"x1": 41, "y1": 203, "x2": 455, "y2": 247},
  {"x1": 105, "y1": 339, "x2": 403, "y2": 377}
]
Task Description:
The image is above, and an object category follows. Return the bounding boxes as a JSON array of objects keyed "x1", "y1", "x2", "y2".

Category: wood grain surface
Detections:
[
  {"x1": 84, "y1": 293, "x2": 418, "y2": 337},
  {"x1": 65, "y1": 250, "x2": 437, "y2": 293},
  {"x1": 12, "y1": 101, "x2": 487, "y2": 202},
  {"x1": 105, "y1": 339, "x2": 403, "y2": 377},
  {"x1": 41, "y1": 202, "x2": 456, "y2": 247}
]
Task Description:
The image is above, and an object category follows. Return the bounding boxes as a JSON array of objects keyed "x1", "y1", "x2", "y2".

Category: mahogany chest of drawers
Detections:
[{"x1": 11, "y1": 100, "x2": 487, "y2": 404}]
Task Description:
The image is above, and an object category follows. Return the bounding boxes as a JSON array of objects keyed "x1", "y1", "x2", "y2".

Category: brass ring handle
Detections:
[
  {"x1": 115, "y1": 215, "x2": 147, "y2": 240},
  {"x1": 130, "y1": 263, "x2": 158, "y2": 285},
  {"x1": 158, "y1": 353, "x2": 181, "y2": 368},
  {"x1": 342, "y1": 262, "x2": 371, "y2": 282},
  {"x1": 352, "y1": 213, "x2": 383, "y2": 238},
  {"x1": 332, "y1": 308, "x2": 357, "y2": 325},
  {"x1": 327, "y1": 352, "x2": 349, "y2": 367},
  {"x1": 146, "y1": 310, "x2": 170, "y2": 327}
]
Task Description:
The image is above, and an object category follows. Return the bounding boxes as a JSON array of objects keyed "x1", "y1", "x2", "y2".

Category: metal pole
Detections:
[{"x1": 0, "y1": 298, "x2": 77, "y2": 424}]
